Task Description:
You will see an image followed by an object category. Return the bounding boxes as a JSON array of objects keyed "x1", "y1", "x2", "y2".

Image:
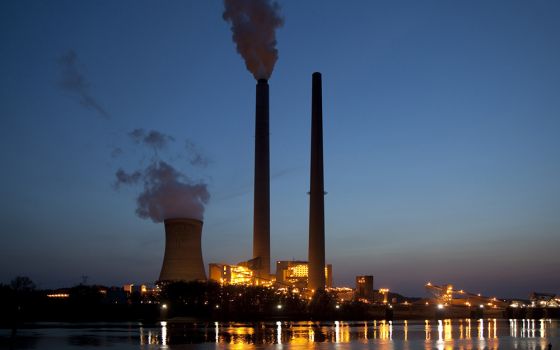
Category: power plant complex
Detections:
[{"x1": 157, "y1": 73, "x2": 330, "y2": 292}]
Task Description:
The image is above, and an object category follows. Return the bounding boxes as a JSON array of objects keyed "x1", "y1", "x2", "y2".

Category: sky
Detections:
[{"x1": 1, "y1": 0, "x2": 559, "y2": 299}]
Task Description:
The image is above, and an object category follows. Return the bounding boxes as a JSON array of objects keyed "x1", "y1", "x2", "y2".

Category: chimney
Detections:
[
  {"x1": 159, "y1": 218, "x2": 206, "y2": 282},
  {"x1": 308, "y1": 72, "x2": 326, "y2": 291},
  {"x1": 253, "y1": 78, "x2": 270, "y2": 282}
]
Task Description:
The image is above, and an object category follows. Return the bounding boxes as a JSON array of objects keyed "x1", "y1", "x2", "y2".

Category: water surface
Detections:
[{"x1": 1, "y1": 319, "x2": 557, "y2": 349}]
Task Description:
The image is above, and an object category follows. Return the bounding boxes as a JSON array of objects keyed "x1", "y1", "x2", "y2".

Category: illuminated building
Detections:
[
  {"x1": 209, "y1": 263, "x2": 255, "y2": 285},
  {"x1": 425, "y1": 282, "x2": 509, "y2": 308},
  {"x1": 355, "y1": 275, "x2": 374, "y2": 303},
  {"x1": 530, "y1": 292, "x2": 560, "y2": 307},
  {"x1": 331, "y1": 287, "x2": 354, "y2": 302},
  {"x1": 123, "y1": 284, "x2": 149, "y2": 294},
  {"x1": 275, "y1": 260, "x2": 332, "y2": 289},
  {"x1": 375, "y1": 288, "x2": 390, "y2": 304}
]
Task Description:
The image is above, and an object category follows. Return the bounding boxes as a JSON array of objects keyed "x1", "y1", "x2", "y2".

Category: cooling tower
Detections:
[
  {"x1": 159, "y1": 218, "x2": 206, "y2": 282},
  {"x1": 253, "y1": 78, "x2": 271, "y2": 282},
  {"x1": 308, "y1": 72, "x2": 326, "y2": 291}
]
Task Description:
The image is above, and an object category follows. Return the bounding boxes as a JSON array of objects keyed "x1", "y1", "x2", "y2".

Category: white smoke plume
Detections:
[
  {"x1": 223, "y1": 0, "x2": 283, "y2": 80},
  {"x1": 114, "y1": 129, "x2": 210, "y2": 222},
  {"x1": 115, "y1": 161, "x2": 210, "y2": 222}
]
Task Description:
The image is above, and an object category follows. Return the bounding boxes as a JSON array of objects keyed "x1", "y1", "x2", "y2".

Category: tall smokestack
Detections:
[
  {"x1": 159, "y1": 218, "x2": 206, "y2": 282},
  {"x1": 253, "y1": 79, "x2": 270, "y2": 282},
  {"x1": 308, "y1": 72, "x2": 326, "y2": 291}
]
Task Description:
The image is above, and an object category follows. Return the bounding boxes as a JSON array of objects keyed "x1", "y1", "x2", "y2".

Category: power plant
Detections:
[
  {"x1": 160, "y1": 73, "x2": 329, "y2": 292},
  {"x1": 252, "y1": 78, "x2": 271, "y2": 283},
  {"x1": 308, "y1": 72, "x2": 327, "y2": 291},
  {"x1": 159, "y1": 218, "x2": 206, "y2": 282}
]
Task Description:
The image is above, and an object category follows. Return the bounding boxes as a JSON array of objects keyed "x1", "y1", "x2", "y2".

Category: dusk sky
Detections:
[{"x1": 1, "y1": 0, "x2": 559, "y2": 299}]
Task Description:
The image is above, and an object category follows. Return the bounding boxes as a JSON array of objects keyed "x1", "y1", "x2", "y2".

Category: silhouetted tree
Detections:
[
  {"x1": 308, "y1": 289, "x2": 336, "y2": 319},
  {"x1": 10, "y1": 276, "x2": 36, "y2": 292}
]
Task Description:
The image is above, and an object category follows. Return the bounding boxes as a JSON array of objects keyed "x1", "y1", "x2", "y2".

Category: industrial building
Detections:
[
  {"x1": 275, "y1": 260, "x2": 332, "y2": 289},
  {"x1": 355, "y1": 275, "x2": 374, "y2": 303},
  {"x1": 208, "y1": 263, "x2": 256, "y2": 285}
]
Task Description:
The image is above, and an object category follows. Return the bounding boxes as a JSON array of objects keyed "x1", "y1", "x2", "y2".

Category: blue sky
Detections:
[{"x1": 1, "y1": 0, "x2": 559, "y2": 298}]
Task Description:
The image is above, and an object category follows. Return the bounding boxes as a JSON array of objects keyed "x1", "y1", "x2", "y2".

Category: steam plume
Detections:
[
  {"x1": 129, "y1": 128, "x2": 174, "y2": 151},
  {"x1": 115, "y1": 161, "x2": 209, "y2": 222},
  {"x1": 185, "y1": 140, "x2": 209, "y2": 167},
  {"x1": 58, "y1": 50, "x2": 109, "y2": 118},
  {"x1": 223, "y1": 0, "x2": 283, "y2": 80},
  {"x1": 114, "y1": 128, "x2": 210, "y2": 222},
  {"x1": 114, "y1": 169, "x2": 142, "y2": 189}
]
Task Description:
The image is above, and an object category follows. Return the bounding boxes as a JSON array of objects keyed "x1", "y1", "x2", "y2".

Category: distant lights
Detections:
[
  {"x1": 47, "y1": 293, "x2": 69, "y2": 298},
  {"x1": 437, "y1": 304, "x2": 445, "y2": 310},
  {"x1": 277, "y1": 304, "x2": 283, "y2": 310},
  {"x1": 161, "y1": 304, "x2": 168, "y2": 310}
]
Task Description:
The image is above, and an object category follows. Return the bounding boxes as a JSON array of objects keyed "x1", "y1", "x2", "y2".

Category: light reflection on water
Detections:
[
  {"x1": 143, "y1": 318, "x2": 557, "y2": 348},
  {"x1": 1, "y1": 319, "x2": 557, "y2": 349}
]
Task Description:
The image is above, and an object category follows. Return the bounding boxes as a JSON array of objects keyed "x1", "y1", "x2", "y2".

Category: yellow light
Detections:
[{"x1": 47, "y1": 293, "x2": 69, "y2": 298}]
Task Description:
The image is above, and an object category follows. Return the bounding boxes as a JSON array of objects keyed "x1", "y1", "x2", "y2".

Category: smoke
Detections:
[
  {"x1": 114, "y1": 129, "x2": 210, "y2": 222},
  {"x1": 115, "y1": 161, "x2": 209, "y2": 222},
  {"x1": 223, "y1": 0, "x2": 283, "y2": 80},
  {"x1": 185, "y1": 140, "x2": 209, "y2": 167},
  {"x1": 129, "y1": 128, "x2": 174, "y2": 152},
  {"x1": 114, "y1": 169, "x2": 142, "y2": 189},
  {"x1": 136, "y1": 161, "x2": 209, "y2": 222},
  {"x1": 110, "y1": 147, "x2": 123, "y2": 158},
  {"x1": 58, "y1": 50, "x2": 110, "y2": 118}
]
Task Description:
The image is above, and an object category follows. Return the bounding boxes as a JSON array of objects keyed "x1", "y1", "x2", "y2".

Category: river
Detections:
[{"x1": 1, "y1": 319, "x2": 558, "y2": 349}]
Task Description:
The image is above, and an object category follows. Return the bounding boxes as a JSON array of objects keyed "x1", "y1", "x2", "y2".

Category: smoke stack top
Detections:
[{"x1": 223, "y1": 0, "x2": 283, "y2": 80}]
